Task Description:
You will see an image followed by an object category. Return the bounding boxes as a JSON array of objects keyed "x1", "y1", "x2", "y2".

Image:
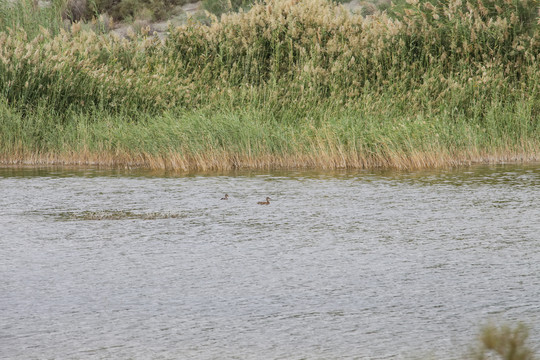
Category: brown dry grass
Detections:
[{"x1": 2, "y1": 147, "x2": 538, "y2": 171}]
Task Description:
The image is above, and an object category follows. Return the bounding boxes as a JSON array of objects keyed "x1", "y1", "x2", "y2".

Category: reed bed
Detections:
[{"x1": 0, "y1": 0, "x2": 539, "y2": 170}]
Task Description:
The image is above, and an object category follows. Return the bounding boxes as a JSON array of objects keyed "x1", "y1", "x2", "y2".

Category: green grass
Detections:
[{"x1": 1, "y1": 89, "x2": 538, "y2": 169}]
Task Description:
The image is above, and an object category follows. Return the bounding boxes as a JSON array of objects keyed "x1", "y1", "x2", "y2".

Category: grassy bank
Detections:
[{"x1": 1, "y1": 0, "x2": 539, "y2": 170}]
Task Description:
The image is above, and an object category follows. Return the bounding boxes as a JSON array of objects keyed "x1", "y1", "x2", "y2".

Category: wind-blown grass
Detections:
[{"x1": 0, "y1": 0, "x2": 539, "y2": 169}]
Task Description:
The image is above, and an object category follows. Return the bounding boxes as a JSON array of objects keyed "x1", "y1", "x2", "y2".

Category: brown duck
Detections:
[
  {"x1": 221, "y1": 194, "x2": 229, "y2": 200},
  {"x1": 257, "y1": 197, "x2": 271, "y2": 205}
]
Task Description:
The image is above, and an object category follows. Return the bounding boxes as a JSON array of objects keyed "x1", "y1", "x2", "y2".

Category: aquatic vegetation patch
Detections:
[{"x1": 55, "y1": 210, "x2": 186, "y2": 220}]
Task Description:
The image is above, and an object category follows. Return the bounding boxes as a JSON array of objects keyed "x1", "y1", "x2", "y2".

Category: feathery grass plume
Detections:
[{"x1": 3, "y1": 0, "x2": 539, "y2": 115}]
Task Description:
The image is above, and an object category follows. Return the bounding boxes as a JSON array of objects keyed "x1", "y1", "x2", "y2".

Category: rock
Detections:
[
  {"x1": 341, "y1": 0, "x2": 362, "y2": 12},
  {"x1": 181, "y1": 1, "x2": 202, "y2": 16}
]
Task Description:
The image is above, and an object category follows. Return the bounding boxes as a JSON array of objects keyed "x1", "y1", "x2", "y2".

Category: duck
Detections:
[
  {"x1": 221, "y1": 194, "x2": 229, "y2": 200},
  {"x1": 257, "y1": 197, "x2": 271, "y2": 205}
]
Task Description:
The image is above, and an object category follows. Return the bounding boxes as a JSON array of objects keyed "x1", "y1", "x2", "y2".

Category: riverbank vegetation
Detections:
[
  {"x1": 473, "y1": 323, "x2": 535, "y2": 360},
  {"x1": 1, "y1": 0, "x2": 539, "y2": 170}
]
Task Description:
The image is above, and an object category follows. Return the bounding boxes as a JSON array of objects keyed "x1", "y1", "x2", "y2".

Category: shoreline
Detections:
[{"x1": 1, "y1": 151, "x2": 538, "y2": 171}]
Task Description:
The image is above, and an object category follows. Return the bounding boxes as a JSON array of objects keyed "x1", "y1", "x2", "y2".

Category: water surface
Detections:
[{"x1": 1, "y1": 165, "x2": 539, "y2": 359}]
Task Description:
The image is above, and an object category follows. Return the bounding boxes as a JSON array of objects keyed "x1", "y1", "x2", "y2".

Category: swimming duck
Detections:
[
  {"x1": 221, "y1": 194, "x2": 229, "y2": 200},
  {"x1": 257, "y1": 197, "x2": 271, "y2": 205}
]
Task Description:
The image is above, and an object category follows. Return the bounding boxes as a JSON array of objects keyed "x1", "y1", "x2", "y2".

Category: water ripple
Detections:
[{"x1": 1, "y1": 164, "x2": 539, "y2": 359}]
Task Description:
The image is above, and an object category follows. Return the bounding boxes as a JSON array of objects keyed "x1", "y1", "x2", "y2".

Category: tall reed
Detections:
[
  {"x1": 0, "y1": 0, "x2": 539, "y2": 169},
  {"x1": 0, "y1": 0, "x2": 66, "y2": 36}
]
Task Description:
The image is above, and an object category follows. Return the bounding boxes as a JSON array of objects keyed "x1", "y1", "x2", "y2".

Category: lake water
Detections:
[{"x1": 1, "y1": 165, "x2": 539, "y2": 359}]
